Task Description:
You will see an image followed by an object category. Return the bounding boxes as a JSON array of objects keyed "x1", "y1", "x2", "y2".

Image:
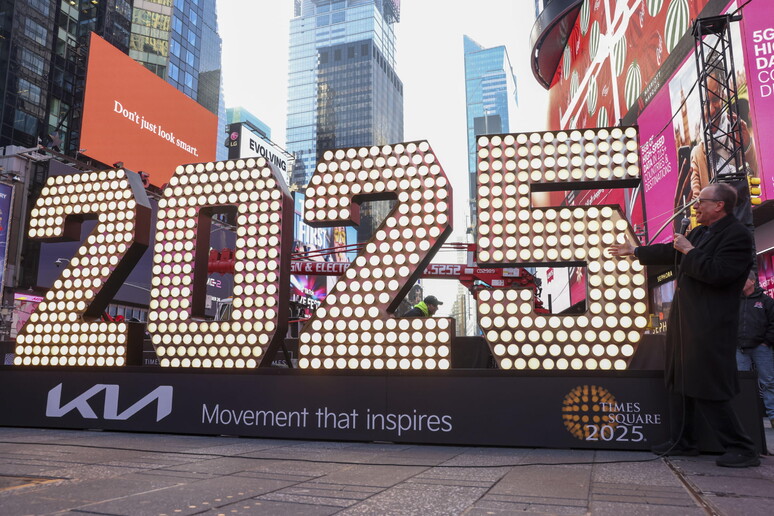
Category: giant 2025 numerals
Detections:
[{"x1": 15, "y1": 128, "x2": 647, "y2": 370}]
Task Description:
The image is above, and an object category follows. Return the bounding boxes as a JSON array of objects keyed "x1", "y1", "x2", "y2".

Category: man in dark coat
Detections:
[{"x1": 609, "y1": 183, "x2": 759, "y2": 468}]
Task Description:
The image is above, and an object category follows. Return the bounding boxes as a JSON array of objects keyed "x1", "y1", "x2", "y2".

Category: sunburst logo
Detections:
[{"x1": 562, "y1": 385, "x2": 618, "y2": 440}]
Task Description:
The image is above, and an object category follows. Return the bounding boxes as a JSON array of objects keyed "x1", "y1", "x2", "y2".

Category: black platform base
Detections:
[{"x1": 0, "y1": 367, "x2": 765, "y2": 453}]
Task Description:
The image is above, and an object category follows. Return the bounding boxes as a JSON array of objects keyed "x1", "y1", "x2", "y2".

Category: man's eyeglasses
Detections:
[{"x1": 696, "y1": 198, "x2": 722, "y2": 205}]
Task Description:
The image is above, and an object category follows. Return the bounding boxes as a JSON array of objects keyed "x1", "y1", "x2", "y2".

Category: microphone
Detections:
[{"x1": 678, "y1": 217, "x2": 691, "y2": 235}]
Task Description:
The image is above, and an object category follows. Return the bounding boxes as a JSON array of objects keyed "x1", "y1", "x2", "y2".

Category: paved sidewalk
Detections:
[{"x1": 0, "y1": 425, "x2": 771, "y2": 515}]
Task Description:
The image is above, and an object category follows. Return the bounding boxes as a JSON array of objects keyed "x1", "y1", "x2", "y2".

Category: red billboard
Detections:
[
  {"x1": 81, "y1": 33, "x2": 217, "y2": 187},
  {"x1": 549, "y1": 0, "x2": 712, "y2": 130}
]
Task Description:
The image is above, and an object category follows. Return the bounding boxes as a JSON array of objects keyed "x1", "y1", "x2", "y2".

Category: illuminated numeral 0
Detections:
[
  {"x1": 15, "y1": 169, "x2": 151, "y2": 366},
  {"x1": 147, "y1": 158, "x2": 293, "y2": 368},
  {"x1": 298, "y1": 141, "x2": 454, "y2": 370},
  {"x1": 476, "y1": 128, "x2": 648, "y2": 371}
]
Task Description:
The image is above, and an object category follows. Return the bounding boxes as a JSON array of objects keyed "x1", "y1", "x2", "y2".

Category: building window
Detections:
[
  {"x1": 18, "y1": 79, "x2": 42, "y2": 105},
  {"x1": 24, "y1": 19, "x2": 48, "y2": 46},
  {"x1": 185, "y1": 50, "x2": 195, "y2": 67},
  {"x1": 170, "y1": 38, "x2": 180, "y2": 57},
  {"x1": 14, "y1": 110, "x2": 38, "y2": 135},
  {"x1": 169, "y1": 62, "x2": 179, "y2": 81},
  {"x1": 187, "y1": 29, "x2": 196, "y2": 45},
  {"x1": 19, "y1": 48, "x2": 45, "y2": 76},
  {"x1": 29, "y1": 0, "x2": 50, "y2": 16}
]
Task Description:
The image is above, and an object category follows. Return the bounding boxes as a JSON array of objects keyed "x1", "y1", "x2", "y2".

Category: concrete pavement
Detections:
[{"x1": 0, "y1": 424, "x2": 771, "y2": 515}]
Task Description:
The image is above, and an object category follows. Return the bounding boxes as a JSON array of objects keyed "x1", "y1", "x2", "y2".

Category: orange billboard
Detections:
[{"x1": 81, "y1": 33, "x2": 217, "y2": 186}]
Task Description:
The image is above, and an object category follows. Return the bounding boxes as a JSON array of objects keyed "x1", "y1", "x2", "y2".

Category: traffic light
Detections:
[{"x1": 748, "y1": 175, "x2": 762, "y2": 205}]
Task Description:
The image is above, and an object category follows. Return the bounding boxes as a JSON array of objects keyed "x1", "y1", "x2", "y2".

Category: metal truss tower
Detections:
[{"x1": 692, "y1": 14, "x2": 747, "y2": 183}]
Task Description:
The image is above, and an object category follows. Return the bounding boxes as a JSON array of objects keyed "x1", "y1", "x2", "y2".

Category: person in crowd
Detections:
[
  {"x1": 403, "y1": 295, "x2": 443, "y2": 317},
  {"x1": 608, "y1": 183, "x2": 759, "y2": 468},
  {"x1": 737, "y1": 272, "x2": 774, "y2": 429}
]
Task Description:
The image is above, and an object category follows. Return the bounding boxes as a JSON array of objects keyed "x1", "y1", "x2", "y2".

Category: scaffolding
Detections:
[{"x1": 692, "y1": 14, "x2": 747, "y2": 183}]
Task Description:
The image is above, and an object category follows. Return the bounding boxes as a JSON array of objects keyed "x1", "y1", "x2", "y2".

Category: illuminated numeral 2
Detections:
[
  {"x1": 15, "y1": 169, "x2": 151, "y2": 366},
  {"x1": 298, "y1": 142, "x2": 454, "y2": 370}
]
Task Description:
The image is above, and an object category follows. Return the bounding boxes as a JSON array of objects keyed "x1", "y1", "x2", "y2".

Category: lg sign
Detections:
[{"x1": 230, "y1": 123, "x2": 290, "y2": 172}]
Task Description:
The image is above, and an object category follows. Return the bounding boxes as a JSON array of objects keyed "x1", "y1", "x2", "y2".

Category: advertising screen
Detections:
[
  {"x1": 81, "y1": 33, "x2": 217, "y2": 187},
  {"x1": 291, "y1": 193, "x2": 332, "y2": 314},
  {"x1": 637, "y1": 4, "x2": 763, "y2": 243},
  {"x1": 546, "y1": 1, "x2": 737, "y2": 130},
  {"x1": 740, "y1": 0, "x2": 774, "y2": 200},
  {"x1": 0, "y1": 183, "x2": 12, "y2": 295}
]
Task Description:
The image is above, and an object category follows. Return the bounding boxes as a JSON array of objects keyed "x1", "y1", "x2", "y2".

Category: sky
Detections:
[{"x1": 217, "y1": 1, "x2": 550, "y2": 314}]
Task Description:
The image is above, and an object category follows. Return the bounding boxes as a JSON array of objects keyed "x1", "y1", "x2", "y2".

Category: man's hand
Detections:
[
  {"x1": 608, "y1": 242, "x2": 635, "y2": 257},
  {"x1": 673, "y1": 234, "x2": 694, "y2": 255}
]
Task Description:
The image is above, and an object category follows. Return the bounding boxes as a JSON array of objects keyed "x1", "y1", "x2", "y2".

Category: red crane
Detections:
[{"x1": 207, "y1": 243, "x2": 548, "y2": 312}]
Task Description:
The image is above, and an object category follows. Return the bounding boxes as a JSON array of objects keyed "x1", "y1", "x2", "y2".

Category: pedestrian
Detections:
[
  {"x1": 737, "y1": 272, "x2": 774, "y2": 429},
  {"x1": 403, "y1": 295, "x2": 443, "y2": 317},
  {"x1": 608, "y1": 183, "x2": 760, "y2": 467}
]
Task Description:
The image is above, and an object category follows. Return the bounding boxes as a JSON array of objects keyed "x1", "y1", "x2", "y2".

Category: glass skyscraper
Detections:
[
  {"x1": 286, "y1": 0, "x2": 404, "y2": 192},
  {"x1": 0, "y1": 0, "x2": 225, "y2": 159},
  {"x1": 463, "y1": 35, "x2": 518, "y2": 225}
]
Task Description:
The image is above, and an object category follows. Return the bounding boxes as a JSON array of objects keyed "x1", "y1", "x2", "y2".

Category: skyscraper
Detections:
[
  {"x1": 463, "y1": 35, "x2": 518, "y2": 225},
  {"x1": 0, "y1": 0, "x2": 226, "y2": 160},
  {"x1": 286, "y1": 1, "x2": 404, "y2": 195}
]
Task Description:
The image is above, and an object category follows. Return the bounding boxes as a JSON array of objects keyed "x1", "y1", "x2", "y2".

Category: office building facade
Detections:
[
  {"x1": 286, "y1": 0, "x2": 404, "y2": 194},
  {"x1": 463, "y1": 35, "x2": 518, "y2": 225}
]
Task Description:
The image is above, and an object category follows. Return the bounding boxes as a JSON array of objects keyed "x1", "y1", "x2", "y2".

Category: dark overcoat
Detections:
[{"x1": 636, "y1": 214, "x2": 752, "y2": 400}]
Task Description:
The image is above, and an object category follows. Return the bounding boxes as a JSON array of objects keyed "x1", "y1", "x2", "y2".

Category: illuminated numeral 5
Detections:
[
  {"x1": 15, "y1": 169, "x2": 151, "y2": 366},
  {"x1": 147, "y1": 158, "x2": 293, "y2": 369},
  {"x1": 476, "y1": 127, "x2": 648, "y2": 371},
  {"x1": 298, "y1": 141, "x2": 454, "y2": 370}
]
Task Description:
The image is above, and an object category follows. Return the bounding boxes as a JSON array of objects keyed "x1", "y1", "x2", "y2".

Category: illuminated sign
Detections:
[
  {"x1": 147, "y1": 158, "x2": 293, "y2": 369},
  {"x1": 476, "y1": 127, "x2": 648, "y2": 371},
  {"x1": 228, "y1": 123, "x2": 291, "y2": 173},
  {"x1": 15, "y1": 131, "x2": 646, "y2": 371},
  {"x1": 298, "y1": 141, "x2": 454, "y2": 370},
  {"x1": 81, "y1": 33, "x2": 217, "y2": 187},
  {"x1": 15, "y1": 169, "x2": 151, "y2": 366}
]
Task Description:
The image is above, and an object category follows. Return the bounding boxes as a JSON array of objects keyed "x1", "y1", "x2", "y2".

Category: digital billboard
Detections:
[
  {"x1": 545, "y1": 1, "x2": 768, "y2": 243},
  {"x1": 0, "y1": 183, "x2": 12, "y2": 296},
  {"x1": 80, "y1": 33, "x2": 217, "y2": 187},
  {"x1": 548, "y1": 0, "x2": 714, "y2": 130},
  {"x1": 740, "y1": 0, "x2": 774, "y2": 200},
  {"x1": 291, "y1": 192, "x2": 332, "y2": 314}
]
